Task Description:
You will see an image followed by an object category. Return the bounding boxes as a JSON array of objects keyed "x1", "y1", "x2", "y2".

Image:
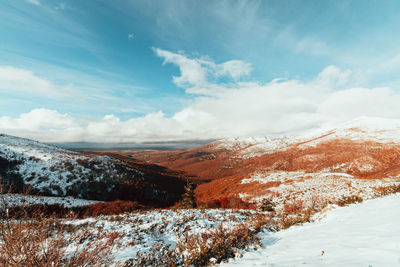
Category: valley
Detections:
[{"x1": 1, "y1": 117, "x2": 400, "y2": 266}]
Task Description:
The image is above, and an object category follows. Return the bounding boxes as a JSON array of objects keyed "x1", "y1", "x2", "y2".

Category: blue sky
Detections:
[{"x1": 2, "y1": 0, "x2": 400, "y2": 142}]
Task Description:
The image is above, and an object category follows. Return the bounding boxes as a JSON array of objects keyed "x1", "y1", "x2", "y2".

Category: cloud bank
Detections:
[
  {"x1": 0, "y1": 66, "x2": 76, "y2": 98},
  {"x1": 1, "y1": 49, "x2": 400, "y2": 143}
]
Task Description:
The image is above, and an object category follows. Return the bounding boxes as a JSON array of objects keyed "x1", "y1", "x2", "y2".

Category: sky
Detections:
[{"x1": 2, "y1": 0, "x2": 400, "y2": 142}]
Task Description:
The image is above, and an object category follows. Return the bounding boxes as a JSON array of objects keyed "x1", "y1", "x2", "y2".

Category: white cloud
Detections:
[
  {"x1": 128, "y1": 33, "x2": 135, "y2": 40},
  {"x1": 0, "y1": 109, "x2": 84, "y2": 142},
  {"x1": 318, "y1": 87, "x2": 400, "y2": 123},
  {"x1": 0, "y1": 66, "x2": 77, "y2": 98},
  {"x1": 315, "y1": 65, "x2": 360, "y2": 89},
  {"x1": 2, "y1": 50, "x2": 400, "y2": 143},
  {"x1": 153, "y1": 48, "x2": 251, "y2": 95},
  {"x1": 220, "y1": 60, "x2": 252, "y2": 80}
]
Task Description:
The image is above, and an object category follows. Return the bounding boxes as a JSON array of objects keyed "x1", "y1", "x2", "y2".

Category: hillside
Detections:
[
  {"x1": 127, "y1": 117, "x2": 400, "y2": 209},
  {"x1": 0, "y1": 134, "x2": 192, "y2": 207}
]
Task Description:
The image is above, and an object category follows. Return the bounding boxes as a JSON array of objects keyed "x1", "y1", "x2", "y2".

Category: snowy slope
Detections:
[
  {"x1": 221, "y1": 193, "x2": 400, "y2": 266},
  {"x1": 216, "y1": 136, "x2": 301, "y2": 159},
  {"x1": 0, "y1": 134, "x2": 188, "y2": 205},
  {"x1": 300, "y1": 116, "x2": 400, "y2": 148},
  {"x1": 216, "y1": 116, "x2": 400, "y2": 158},
  {"x1": 0, "y1": 133, "x2": 143, "y2": 197}
]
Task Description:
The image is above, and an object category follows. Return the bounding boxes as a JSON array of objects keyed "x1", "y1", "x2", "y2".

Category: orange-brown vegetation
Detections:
[
  {"x1": 373, "y1": 184, "x2": 400, "y2": 196},
  {"x1": 124, "y1": 138, "x2": 400, "y2": 206},
  {"x1": 0, "y1": 190, "x2": 118, "y2": 266}
]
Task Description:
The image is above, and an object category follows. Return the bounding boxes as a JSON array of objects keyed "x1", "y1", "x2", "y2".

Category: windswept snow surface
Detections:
[{"x1": 221, "y1": 194, "x2": 400, "y2": 266}]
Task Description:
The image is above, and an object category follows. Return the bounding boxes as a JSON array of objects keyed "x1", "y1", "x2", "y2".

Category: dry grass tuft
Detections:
[
  {"x1": 0, "y1": 186, "x2": 117, "y2": 267},
  {"x1": 337, "y1": 195, "x2": 364, "y2": 207}
]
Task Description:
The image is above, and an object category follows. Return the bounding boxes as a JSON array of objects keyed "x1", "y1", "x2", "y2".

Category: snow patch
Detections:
[{"x1": 222, "y1": 193, "x2": 400, "y2": 266}]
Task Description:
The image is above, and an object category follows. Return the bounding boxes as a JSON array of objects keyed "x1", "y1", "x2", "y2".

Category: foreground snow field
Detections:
[
  {"x1": 65, "y1": 208, "x2": 267, "y2": 265},
  {"x1": 221, "y1": 193, "x2": 400, "y2": 266}
]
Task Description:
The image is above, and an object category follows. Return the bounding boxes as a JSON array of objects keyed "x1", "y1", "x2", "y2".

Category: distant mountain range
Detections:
[{"x1": 128, "y1": 117, "x2": 400, "y2": 209}]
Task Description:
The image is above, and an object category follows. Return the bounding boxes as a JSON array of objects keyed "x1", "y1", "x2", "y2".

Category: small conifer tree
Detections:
[{"x1": 179, "y1": 182, "x2": 197, "y2": 209}]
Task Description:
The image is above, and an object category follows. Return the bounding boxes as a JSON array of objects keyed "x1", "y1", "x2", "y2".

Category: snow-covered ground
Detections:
[
  {"x1": 0, "y1": 194, "x2": 101, "y2": 208},
  {"x1": 66, "y1": 209, "x2": 265, "y2": 265},
  {"x1": 221, "y1": 193, "x2": 400, "y2": 266},
  {"x1": 239, "y1": 170, "x2": 400, "y2": 211},
  {"x1": 216, "y1": 136, "x2": 301, "y2": 158},
  {"x1": 0, "y1": 133, "x2": 144, "y2": 198}
]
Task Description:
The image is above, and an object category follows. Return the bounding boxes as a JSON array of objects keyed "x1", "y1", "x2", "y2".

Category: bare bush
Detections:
[
  {"x1": 337, "y1": 195, "x2": 363, "y2": 207},
  {"x1": 0, "y1": 186, "x2": 117, "y2": 267},
  {"x1": 174, "y1": 215, "x2": 274, "y2": 266},
  {"x1": 279, "y1": 210, "x2": 313, "y2": 230},
  {"x1": 374, "y1": 184, "x2": 400, "y2": 196}
]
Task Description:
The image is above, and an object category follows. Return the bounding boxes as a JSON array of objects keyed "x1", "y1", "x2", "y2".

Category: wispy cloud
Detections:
[
  {"x1": 128, "y1": 33, "x2": 135, "y2": 40},
  {"x1": 0, "y1": 64, "x2": 158, "y2": 117},
  {"x1": 25, "y1": 0, "x2": 40, "y2": 6},
  {"x1": 0, "y1": 66, "x2": 77, "y2": 98}
]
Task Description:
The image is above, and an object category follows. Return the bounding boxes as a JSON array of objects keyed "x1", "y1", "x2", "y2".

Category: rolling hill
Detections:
[
  {"x1": 127, "y1": 117, "x2": 400, "y2": 209},
  {"x1": 0, "y1": 134, "x2": 193, "y2": 207}
]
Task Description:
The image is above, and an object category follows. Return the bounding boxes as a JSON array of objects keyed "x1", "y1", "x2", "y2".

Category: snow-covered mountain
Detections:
[
  {"x1": 217, "y1": 116, "x2": 400, "y2": 158},
  {"x1": 0, "y1": 134, "x2": 189, "y2": 206},
  {"x1": 130, "y1": 117, "x2": 400, "y2": 209}
]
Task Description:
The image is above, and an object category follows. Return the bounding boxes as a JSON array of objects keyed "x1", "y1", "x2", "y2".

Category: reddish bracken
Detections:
[
  {"x1": 283, "y1": 199, "x2": 305, "y2": 213},
  {"x1": 126, "y1": 137, "x2": 400, "y2": 206}
]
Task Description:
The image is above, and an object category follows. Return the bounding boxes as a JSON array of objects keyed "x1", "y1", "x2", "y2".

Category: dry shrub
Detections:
[
  {"x1": 75, "y1": 200, "x2": 145, "y2": 217},
  {"x1": 279, "y1": 209, "x2": 313, "y2": 230},
  {"x1": 176, "y1": 224, "x2": 258, "y2": 265},
  {"x1": 175, "y1": 215, "x2": 274, "y2": 266},
  {"x1": 198, "y1": 196, "x2": 255, "y2": 210},
  {"x1": 279, "y1": 214, "x2": 303, "y2": 229},
  {"x1": 6, "y1": 203, "x2": 70, "y2": 219},
  {"x1": 126, "y1": 243, "x2": 177, "y2": 267},
  {"x1": 278, "y1": 196, "x2": 332, "y2": 230},
  {"x1": 308, "y1": 195, "x2": 331, "y2": 212},
  {"x1": 119, "y1": 214, "x2": 275, "y2": 266},
  {"x1": 374, "y1": 184, "x2": 400, "y2": 196},
  {"x1": 337, "y1": 195, "x2": 364, "y2": 207},
  {"x1": 283, "y1": 199, "x2": 305, "y2": 213},
  {"x1": 0, "y1": 189, "x2": 117, "y2": 266}
]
